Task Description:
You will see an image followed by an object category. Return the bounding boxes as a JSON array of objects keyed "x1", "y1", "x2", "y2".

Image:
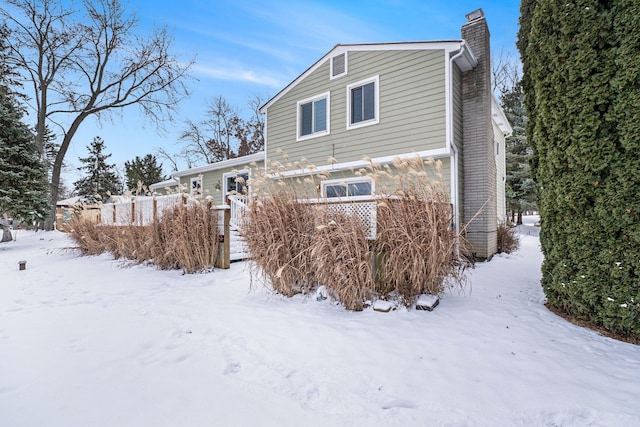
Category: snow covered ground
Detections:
[{"x1": 1, "y1": 217, "x2": 639, "y2": 426}]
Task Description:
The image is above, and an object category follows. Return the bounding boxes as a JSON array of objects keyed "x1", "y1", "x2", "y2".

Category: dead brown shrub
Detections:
[{"x1": 497, "y1": 223, "x2": 520, "y2": 254}]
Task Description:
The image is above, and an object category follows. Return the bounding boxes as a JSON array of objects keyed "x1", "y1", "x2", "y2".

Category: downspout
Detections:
[{"x1": 448, "y1": 44, "x2": 466, "y2": 237}]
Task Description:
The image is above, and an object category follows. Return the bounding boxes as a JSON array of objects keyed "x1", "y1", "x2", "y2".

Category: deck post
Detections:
[{"x1": 215, "y1": 206, "x2": 231, "y2": 269}]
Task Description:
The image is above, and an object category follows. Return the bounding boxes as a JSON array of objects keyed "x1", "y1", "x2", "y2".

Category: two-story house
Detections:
[
  {"x1": 258, "y1": 9, "x2": 511, "y2": 259},
  {"x1": 164, "y1": 9, "x2": 511, "y2": 260}
]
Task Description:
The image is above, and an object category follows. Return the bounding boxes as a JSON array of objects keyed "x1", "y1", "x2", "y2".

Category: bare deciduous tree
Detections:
[
  {"x1": 203, "y1": 96, "x2": 240, "y2": 162},
  {"x1": 491, "y1": 47, "x2": 521, "y2": 96},
  {"x1": 237, "y1": 95, "x2": 265, "y2": 157},
  {"x1": 170, "y1": 95, "x2": 265, "y2": 167},
  {"x1": 1, "y1": 0, "x2": 192, "y2": 229}
]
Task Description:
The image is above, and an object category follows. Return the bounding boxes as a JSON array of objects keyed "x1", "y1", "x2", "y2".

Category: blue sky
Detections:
[{"x1": 67, "y1": 0, "x2": 522, "y2": 181}]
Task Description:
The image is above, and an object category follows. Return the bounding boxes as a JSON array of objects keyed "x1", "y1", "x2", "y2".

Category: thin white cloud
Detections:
[
  {"x1": 192, "y1": 62, "x2": 284, "y2": 88},
  {"x1": 243, "y1": 1, "x2": 384, "y2": 47}
]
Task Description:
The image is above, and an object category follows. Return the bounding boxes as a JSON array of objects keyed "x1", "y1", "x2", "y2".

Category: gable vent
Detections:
[{"x1": 331, "y1": 53, "x2": 346, "y2": 78}]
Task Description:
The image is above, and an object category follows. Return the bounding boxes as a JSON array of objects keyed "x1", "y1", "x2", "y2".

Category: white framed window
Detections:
[
  {"x1": 190, "y1": 176, "x2": 202, "y2": 197},
  {"x1": 347, "y1": 75, "x2": 379, "y2": 130},
  {"x1": 330, "y1": 52, "x2": 347, "y2": 79},
  {"x1": 223, "y1": 170, "x2": 249, "y2": 198},
  {"x1": 321, "y1": 177, "x2": 374, "y2": 198},
  {"x1": 297, "y1": 92, "x2": 330, "y2": 141}
]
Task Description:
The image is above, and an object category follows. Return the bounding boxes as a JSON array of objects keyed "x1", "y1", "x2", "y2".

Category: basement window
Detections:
[{"x1": 322, "y1": 177, "x2": 373, "y2": 198}]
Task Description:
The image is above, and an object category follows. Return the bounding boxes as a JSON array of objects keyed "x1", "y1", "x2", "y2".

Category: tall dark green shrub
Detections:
[{"x1": 520, "y1": 0, "x2": 640, "y2": 337}]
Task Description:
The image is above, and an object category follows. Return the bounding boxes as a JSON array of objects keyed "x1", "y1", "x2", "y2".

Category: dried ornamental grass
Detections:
[
  {"x1": 242, "y1": 194, "x2": 317, "y2": 296},
  {"x1": 69, "y1": 203, "x2": 219, "y2": 273},
  {"x1": 150, "y1": 203, "x2": 220, "y2": 273},
  {"x1": 68, "y1": 217, "x2": 104, "y2": 255},
  {"x1": 375, "y1": 196, "x2": 468, "y2": 305},
  {"x1": 372, "y1": 157, "x2": 471, "y2": 305},
  {"x1": 244, "y1": 152, "x2": 471, "y2": 309},
  {"x1": 311, "y1": 211, "x2": 375, "y2": 311}
]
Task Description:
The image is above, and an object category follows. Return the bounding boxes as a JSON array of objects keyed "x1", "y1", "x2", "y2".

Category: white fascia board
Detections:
[
  {"x1": 267, "y1": 147, "x2": 451, "y2": 179},
  {"x1": 491, "y1": 95, "x2": 513, "y2": 136},
  {"x1": 259, "y1": 41, "x2": 468, "y2": 114},
  {"x1": 171, "y1": 152, "x2": 266, "y2": 178}
]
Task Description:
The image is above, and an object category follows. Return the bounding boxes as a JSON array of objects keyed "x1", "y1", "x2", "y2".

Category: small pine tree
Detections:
[
  {"x1": 74, "y1": 136, "x2": 122, "y2": 202},
  {"x1": 124, "y1": 154, "x2": 165, "y2": 193}
]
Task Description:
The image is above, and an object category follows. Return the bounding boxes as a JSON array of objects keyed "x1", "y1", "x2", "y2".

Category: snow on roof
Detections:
[
  {"x1": 171, "y1": 151, "x2": 265, "y2": 178},
  {"x1": 149, "y1": 178, "x2": 180, "y2": 191}
]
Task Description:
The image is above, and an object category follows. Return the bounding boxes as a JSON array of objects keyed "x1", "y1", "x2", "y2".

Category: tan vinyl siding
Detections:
[
  {"x1": 266, "y1": 49, "x2": 447, "y2": 167},
  {"x1": 275, "y1": 157, "x2": 452, "y2": 200},
  {"x1": 493, "y1": 120, "x2": 507, "y2": 223}
]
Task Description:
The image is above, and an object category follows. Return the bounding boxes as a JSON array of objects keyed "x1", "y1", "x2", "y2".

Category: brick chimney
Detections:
[{"x1": 461, "y1": 9, "x2": 497, "y2": 260}]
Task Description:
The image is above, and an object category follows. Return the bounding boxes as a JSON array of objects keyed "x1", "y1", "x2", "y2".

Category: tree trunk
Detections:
[
  {"x1": 44, "y1": 114, "x2": 88, "y2": 230},
  {"x1": 517, "y1": 211, "x2": 523, "y2": 225},
  {"x1": 1, "y1": 226, "x2": 12, "y2": 243}
]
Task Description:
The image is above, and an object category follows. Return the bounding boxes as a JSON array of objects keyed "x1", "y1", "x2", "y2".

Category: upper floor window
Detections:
[
  {"x1": 347, "y1": 75, "x2": 379, "y2": 130},
  {"x1": 297, "y1": 92, "x2": 330, "y2": 141},
  {"x1": 322, "y1": 177, "x2": 373, "y2": 198}
]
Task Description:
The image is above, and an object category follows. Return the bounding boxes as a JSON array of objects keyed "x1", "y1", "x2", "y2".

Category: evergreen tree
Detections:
[
  {"x1": 500, "y1": 81, "x2": 536, "y2": 224},
  {"x1": 521, "y1": 0, "x2": 640, "y2": 338},
  {"x1": 0, "y1": 24, "x2": 48, "y2": 229},
  {"x1": 0, "y1": 92, "x2": 49, "y2": 227},
  {"x1": 74, "y1": 137, "x2": 122, "y2": 202},
  {"x1": 124, "y1": 154, "x2": 165, "y2": 193}
]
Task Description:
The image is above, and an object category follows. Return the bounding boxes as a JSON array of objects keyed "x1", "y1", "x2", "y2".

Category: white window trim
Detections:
[
  {"x1": 321, "y1": 176, "x2": 375, "y2": 198},
  {"x1": 330, "y1": 52, "x2": 348, "y2": 80},
  {"x1": 346, "y1": 75, "x2": 380, "y2": 130},
  {"x1": 296, "y1": 91, "x2": 331, "y2": 142},
  {"x1": 190, "y1": 176, "x2": 203, "y2": 198}
]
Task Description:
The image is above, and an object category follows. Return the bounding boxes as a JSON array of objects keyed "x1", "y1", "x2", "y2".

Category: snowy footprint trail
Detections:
[{"x1": 1, "y1": 225, "x2": 639, "y2": 426}]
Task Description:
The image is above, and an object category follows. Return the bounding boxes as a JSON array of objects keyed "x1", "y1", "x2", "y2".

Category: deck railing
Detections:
[
  {"x1": 298, "y1": 195, "x2": 378, "y2": 240},
  {"x1": 228, "y1": 194, "x2": 248, "y2": 230}
]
